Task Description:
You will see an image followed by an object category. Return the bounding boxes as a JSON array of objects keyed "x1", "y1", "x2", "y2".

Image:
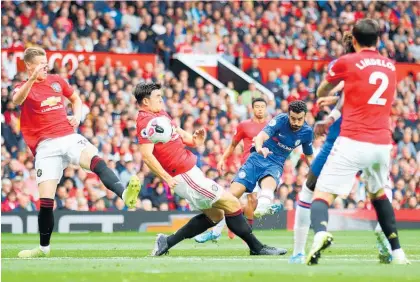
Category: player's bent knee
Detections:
[
  {"x1": 79, "y1": 144, "x2": 99, "y2": 169},
  {"x1": 213, "y1": 192, "x2": 242, "y2": 214},
  {"x1": 368, "y1": 188, "x2": 385, "y2": 200},
  {"x1": 38, "y1": 179, "x2": 59, "y2": 199},
  {"x1": 259, "y1": 176, "x2": 277, "y2": 190},
  {"x1": 202, "y1": 208, "x2": 224, "y2": 223},
  {"x1": 229, "y1": 182, "x2": 246, "y2": 198},
  {"x1": 247, "y1": 193, "x2": 258, "y2": 209},
  {"x1": 313, "y1": 190, "x2": 334, "y2": 206}
]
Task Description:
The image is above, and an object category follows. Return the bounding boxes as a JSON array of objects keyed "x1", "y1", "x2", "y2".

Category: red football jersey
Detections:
[
  {"x1": 136, "y1": 110, "x2": 197, "y2": 177},
  {"x1": 13, "y1": 75, "x2": 75, "y2": 155},
  {"x1": 326, "y1": 50, "x2": 396, "y2": 145},
  {"x1": 233, "y1": 119, "x2": 268, "y2": 164}
]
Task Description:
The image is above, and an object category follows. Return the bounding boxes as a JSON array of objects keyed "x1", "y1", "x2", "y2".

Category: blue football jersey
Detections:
[
  {"x1": 325, "y1": 59, "x2": 342, "y2": 142},
  {"x1": 252, "y1": 113, "x2": 313, "y2": 165}
]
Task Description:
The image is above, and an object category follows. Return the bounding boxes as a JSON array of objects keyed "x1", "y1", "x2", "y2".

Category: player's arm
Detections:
[
  {"x1": 217, "y1": 124, "x2": 242, "y2": 171},
  {"x1": 254, "y1": 131, "x2": 270, "y2": 153},
  {"x1": 316, "y1": 80, "x2": 337, "y2": 98},
  {"x1": 139, "y1": 143, "x2": 174, "y2": 184},
  {"x1": 222, "y1": 124, "x2": 243, "y2": 161},
  {"x1": 304, "y1": 154, "x2": 314, "y2": 166},
  {"x1": 302, "y1": 133, "x2": 314, "y2": 165},
  {"x1": 256, "y1": 118, "x2": 280, "y2": 158},
  {"x1": 12, "y1": 64, "x2": 47, "y2": 105},
  {"x1": 12, "y1": 81, "x2": 35, "y2": 105},
  {"x1": 317, "y1": 58, "x2": 348, "y2": 98},
  {"x1": 67, "y1": 92, "x2": 82, "y2": 127},
  {"x1": 329, "y1": 94, "x2": 344, "y2": 121},
  {"x1": 221, "y1": 139, "x2": 240, "y2": 162},
  {"x1": 176, "y1": 127, "x2": 206, "y2": 147}
]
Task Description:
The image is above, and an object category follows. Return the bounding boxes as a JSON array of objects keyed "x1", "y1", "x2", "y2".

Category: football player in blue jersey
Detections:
[
  {"x1": 290, "y1": 32, "x2": 392, "y2": 264},
  {"x1": 232, "y1": 100, "x2": 314, "y2": 218}
]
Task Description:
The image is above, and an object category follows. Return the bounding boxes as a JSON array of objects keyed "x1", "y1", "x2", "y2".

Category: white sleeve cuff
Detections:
[{"x1": 329, "y1": 109, "x2": 342, "y2": 122}]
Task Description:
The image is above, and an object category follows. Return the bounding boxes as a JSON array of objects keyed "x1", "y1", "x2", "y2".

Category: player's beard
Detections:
[{"x1": 290, "y1": 124, "x2": 301, "y2": 131}]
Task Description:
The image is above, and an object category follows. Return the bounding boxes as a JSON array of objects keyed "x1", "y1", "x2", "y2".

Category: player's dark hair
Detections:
[
  {"x1": 342, "y1": 32, "x2": 355, "y2": 54},
  {"x1": 252, "y1": 97, "x2": 267, "y2": 108},
  {"x1": 352, "y1": 19, "x2": 380, "y2": 48},
  {"x1": 133, "y1": 83, "x2": 161, "y2": 105},
  {"x1": 288, "y1": 100, "x2": 307, "y2": 114}
]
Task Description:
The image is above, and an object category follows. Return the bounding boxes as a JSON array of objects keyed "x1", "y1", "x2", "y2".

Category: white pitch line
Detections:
[{"x1": 3, "y1": 257, "x2": 419, "y2": 262}]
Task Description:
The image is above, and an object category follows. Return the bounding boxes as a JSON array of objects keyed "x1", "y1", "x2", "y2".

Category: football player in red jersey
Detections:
[
  {"x1": 195, "y1": 98, "x2": 269, "y2": 242},
  {"x1": 306, "y1": 19, "x2": 410, "y2": 265},
  {"x1": 135, "y1": 83, "x2": 286, "y2": 256},
  {"x1": 14, "y1": 47, "x2": 140, "y2": 258}
]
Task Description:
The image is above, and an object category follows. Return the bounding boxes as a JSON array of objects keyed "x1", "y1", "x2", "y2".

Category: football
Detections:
[{"x1": 145, "y1": 116, "x2": 173, "y2": 144}]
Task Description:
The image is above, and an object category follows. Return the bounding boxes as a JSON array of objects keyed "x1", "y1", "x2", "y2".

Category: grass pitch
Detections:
[{"x1": 2, "y1": 230, "x2": 420, "y2": 282}]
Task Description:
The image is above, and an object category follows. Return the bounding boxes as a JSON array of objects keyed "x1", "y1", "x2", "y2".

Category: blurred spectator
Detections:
[
  {"x1": 240, "y1": 83, "x2": 262, "y2": 107},
  {"x1": 1, "y1": 1, "x2": 419, "y2": 213},
  {"x1": 246, "y1": 59, "x2": 263, "y2": 83}
]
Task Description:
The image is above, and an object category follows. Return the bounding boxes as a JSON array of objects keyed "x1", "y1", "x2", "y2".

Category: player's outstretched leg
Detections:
[
  {"x1": 80, "y1": 147, "x2": 140, "y2": 208},
  {"x1": 254, "y1": 176, "x2": 280, "y2": 218},
  {"x1": 152, "y1": 211, "x2": 221, "y2": 256},
  {"x1": 306, "y1": 194, "x2": 334, "y2": 266},
  {"x1": 371, "y1": 191, "x2": 410, "y2": 265},
  {"x1": 290, "y1": 177, "x2": 314, "y2": 264},
  {"x1": 244, "y1": 193, "x2": 257, "y2": 229},
  {"x1": 194, "y1": 219, "x2": 224, "y2": 243},
  {"x1": 18, "y1": 180, "x2": 57, "y2": 258},
  {"x1": 373, "y1": 187, "x2": 392, "y2": 263},
  {"x1": 213, "y1": 190, "x2": 287, "y2": 256}
]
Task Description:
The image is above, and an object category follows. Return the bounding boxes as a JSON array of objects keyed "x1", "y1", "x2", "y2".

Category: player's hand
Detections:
[
  {"x1": 67, "y1": 116, "x2": 80, "y2": 129},
  {"x1": 193, "y1": 128, "x2": 206, "y2": 146},
  {"x1": 257, "y1": 147, "x2": 272, "y2": 158},
  {"x1": 317, "y1": 96, "x2": 339, "y2": 108},
  {"x1": 217, "y1": 160, "x2": 225, "y2": 173},
  {"x1": 29, "y1": 64, "x2": 47, "y2": 82},
  {"x1": 165, "y1": 177, "x2": 179, "y2": 190},
  {"x1": 314, "y1": 118, "x2": 334, "y2": 136}
]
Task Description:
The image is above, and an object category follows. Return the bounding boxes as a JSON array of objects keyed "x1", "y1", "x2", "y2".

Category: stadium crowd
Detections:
[{"x1": 1, "y1": 1, "x2": 419, "y2": 212}]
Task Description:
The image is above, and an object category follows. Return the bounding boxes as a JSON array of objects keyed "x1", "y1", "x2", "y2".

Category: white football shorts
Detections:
[{"x1": 35, "y1": 134, "x2": 97, "y2": 184}]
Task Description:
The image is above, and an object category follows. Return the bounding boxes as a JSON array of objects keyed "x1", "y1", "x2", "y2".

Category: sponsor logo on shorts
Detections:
[
  {"x1": 295, "y1": 140, "x2": 301, "y2": 146},
  {"x1": 269, "y1": 119, "x2": 276, "y2": 126},
  {"x1": 238, "y1": 171, "x2": 246, "y2": 179},
  {"x1": 77, "y1": 139, "x2": 87, "y2": 146},
  {"x1": 37, "y1": 169, "x2": 42, "y2": 177},
  {"x1": 211, "y1": 184, "x2": 218, "y2": 192},
  {"x1": 51, "y1": 82, "x2": 62, "y2": 93}
]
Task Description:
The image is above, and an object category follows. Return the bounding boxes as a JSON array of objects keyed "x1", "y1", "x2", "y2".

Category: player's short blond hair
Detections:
[{"x1": 23, "y1": 47, "x2": 46, "y2": 64}]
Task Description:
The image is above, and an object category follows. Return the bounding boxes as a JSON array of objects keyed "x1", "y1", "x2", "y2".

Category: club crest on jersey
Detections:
[
  {"x1": 51, "y1": 82, "x2": 62, "y2": 93},
  {"x1": 211, "y1": 184, "x2": 219, "y2": 192},
  {"x1": 269, "y1": 119, "x2": 276, "y2": 127},
  {"x1": 295, "y1": 140, "x2": 301, "y2": 146},
  {"x1": 37, "y1": 169, "x2": 42, "y2": 177},
  {"x1": 40, "y1": 96, "x2": 61, "y2": 107},
  {"x1": 238, "y1": 171, "x2": 246, "y2": 179}
]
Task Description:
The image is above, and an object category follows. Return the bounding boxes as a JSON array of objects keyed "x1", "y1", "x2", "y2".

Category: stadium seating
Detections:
[{"x1": 1, "y1": 1, "x2": 419, "y2": 212}]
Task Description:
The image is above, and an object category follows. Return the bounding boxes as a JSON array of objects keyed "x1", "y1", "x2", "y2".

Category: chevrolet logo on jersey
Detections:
[{"x1": 41, "y1": 96, "x2": 61, "y2": 107}]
